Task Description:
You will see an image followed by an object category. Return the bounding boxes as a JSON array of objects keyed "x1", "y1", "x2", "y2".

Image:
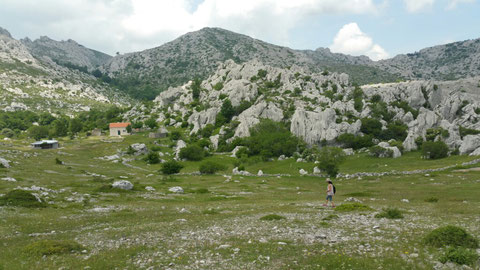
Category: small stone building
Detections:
[
  {"x1": 91, "y1": 128, "x2": 102, "y2": 136},
  {"x1": 149, "y1": 127, "x2": 168, "y2": 138},
  {"x1": 31, "y1": 140, "x2": 59, "y2": 149},
  {"x1": 109, "y1": 123, "x2": 131, "y2": 136}
]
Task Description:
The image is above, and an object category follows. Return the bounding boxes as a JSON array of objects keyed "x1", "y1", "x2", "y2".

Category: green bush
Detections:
[
  {"x1": 336, "y1": 133, "x2": 374, "y2": 150},
  {"x1": 375, "y1": 208, "x2": 404, "y2": 219},
  {"x1": 381, "y1": 121, "x2": 408, "y2": 141},
  {"x1": 425, "y1": 197, "x2": 439, "y2": 203},
  {"x1": 317, "y1": 147, "x2": 346, "y2": 177},
  {"x1": 55, "y1": 158, "x2": 63, "y2": 165},
  {"x1": 335, "y1": 203, "x2": 372, "y2": 212},
  {"x1": 0, "y1": 190, "x2": 46, "y2": 208},
  {"x1": 160, "y1": 160, "x2": 183, "y2": 175},
  {"x1": 260, "y1": 214, "x2": 286, "y2": 221},
  {"x1": 179, "y1": 145, "x2": 205, "y2": 161},
  {"x1": 212, "y1": 82, "x2": 224, "y2": 90},
  {"x1": 169, "y1": 130, "x2": 182, "y2": 140},
  {"x1": 424, "y1": 225, "x2": 478, "y2": 248},
  {"x1": 144, "y1": 151, "x2": 160, "y2": 164},
  {"x1": 24, "y1": 240, "x2": 85, "y2": 256},
  {"x1": 439, "y1": 247, "x2": 478, "y2": 266},
  {"x1": 422, "y1": 141, "x2": 449, "y2": 159},
  {"x1": 360, "y1": 118, "x2": 383, "y2": 138},
  {"x1": 199, "y1": 161, "x2": 227, "y2": 174},
  {"x1": 459, "y1": 126, "x2": 480, "y2": 138},
  {"x1": 0, "y1": 128, "x2": 15, "y2": 138},
  {"x1": 244, "y1": 119, "x2": 301, "y2": 159}
]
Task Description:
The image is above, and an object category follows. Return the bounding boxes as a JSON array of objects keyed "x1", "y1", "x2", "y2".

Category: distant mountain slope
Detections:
[
  {"x1": 0, "y1": 28, "x2": 129, "y2": 114},
  {"x1": 102, "y1": 27, "x2": 399, "y2": 100},
  {"x1": 376, "y1": 38, "x2": 480, "y2": 81},
  {"x1": 22, "y1": 36, "x2": 112, "y2": 72}
]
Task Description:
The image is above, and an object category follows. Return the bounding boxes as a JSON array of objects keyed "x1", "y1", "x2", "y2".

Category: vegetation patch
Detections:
[
  {"x1": 260, "y1": 214, "x2": 286, "y2": 221},
  {"x1": 199, "y1": 161, "x2": 227, "y2": 174},
  {"x1": 425, "y1": 197, "x2": 439, "y2": 203},
  {"x1": 439, "y1": 247, "x2": 478, "y2": 266},
  {"x1": 0, "y1": 190, "x2": 46, "y2": 208},
  {"x1": 424, "y1": 226, "x2": 478, "y2": 248},
  {"x1": 334, "y1": 203, "x2": 372, "y2": 212},
  {"x1": 24, "y1": 240, "x2": 85, "y2": 256},
  {"x1": 375, "y1": 208, "x2": 404, "y2": 219},
  {"x1": 322, "y1": 214, "x2": 339, "y2": 221}
]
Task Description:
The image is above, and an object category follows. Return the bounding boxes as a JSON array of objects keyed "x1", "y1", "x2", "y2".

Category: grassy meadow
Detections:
[{"x1": 0, "y1": 133, "x2": 479, "y2": 269}]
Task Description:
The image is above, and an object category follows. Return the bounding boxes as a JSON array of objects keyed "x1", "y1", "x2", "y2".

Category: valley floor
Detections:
[{"x1": 1, "y1": 135, "x2": 479, "y2": 269}]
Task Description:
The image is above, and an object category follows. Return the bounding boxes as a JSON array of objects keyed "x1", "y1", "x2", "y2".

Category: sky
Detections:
[{"x1": 0, "y1": 0, "x2": 478, "y2": 61}]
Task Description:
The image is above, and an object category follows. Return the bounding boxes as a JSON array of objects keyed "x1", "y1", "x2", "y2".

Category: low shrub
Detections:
[
  {"x1": 439, "y1": 247, "x2": 478, "y2": 266},
  {"x1": 425, "y1": 197, "x2": 439, "y2": 203},
  {"x1": 334, "y1": 203, "x2": 372, "y2": 212},
  {"x1": 144, "y1": 151, "x2": 160, "y2": 164},
  {"x1": 260, "y1": 214, "x2": 286, "y2": 221},
  {"x1": 424, "y1": 225, "x2": 478, "y2": 248},
  {"x1": 24, "y1": 240, "x2": 85, "y2": 256},
  {"x1": 193, "y1": 188, "x2": 209, "y2": 194},
  {"x1": 0, "y1": 190, "x2": 46, "y2": 208},
  {"x1": 375, "y1": 208, "x2": 404, "y2": 219},
  {"x1": 322, "y1": 214, "x2": 339, "y2": 221},
  {"x1": 179, "y1": 145, "x2": 205, "y2": 161},
  {"x1": 422, "y1": 141, "x2": 449, "y2": 159},
  {"x1": 160, "y1": 160, "x2": 183, "y2": 175},
  {"x1": 55, "y1": 158, "x2": 63, "y2": 165},
  {"x1": 199, "y1": 161, "x2": 227, "y2": 174}
]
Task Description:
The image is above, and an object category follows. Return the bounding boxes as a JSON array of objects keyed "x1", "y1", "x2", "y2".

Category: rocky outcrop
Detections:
[
  {"x1": 112, "y1": 180, "x2": 133, "y2": 190},
  {"x1": 290, "y1": 108, "x2": 361, "y2": 144},
  {"x1": 235, "y1": 101, "x2": 283, "y2": 137},
  {"x1": 459, "y1": 135, "x2": 480, "y2": 155}
]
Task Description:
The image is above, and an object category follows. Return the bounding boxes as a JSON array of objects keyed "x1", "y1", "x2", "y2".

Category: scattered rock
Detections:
[
  {"x1": 0, "y1": 157, "x2": 11, "y2": 168},
  {"x1": 257, "y1": 170, "x2": 263, "y2": 176},
  {"x1": 1, "y1": 177, "x2": 16, "y2": 182},
  {"x1": 130, "y1": 143, "x2": 148, "y2": 155},
  {"x1": 145, "y1": 186, "x2": 156, "y2": 192},
  {"x1": 169, "y1": 186, "x2": 184, "y2": 194},
  {"x1": 299, "y1": 169, "x2": 308, "y2": 175},
  {"x1": 112, "y1": 180, "x2": 133, "y2": 190}
]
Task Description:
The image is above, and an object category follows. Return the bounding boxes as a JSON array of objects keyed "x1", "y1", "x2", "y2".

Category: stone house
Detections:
[{"x1": 109, "y1": 123, "x2": 131, "y2": 136}]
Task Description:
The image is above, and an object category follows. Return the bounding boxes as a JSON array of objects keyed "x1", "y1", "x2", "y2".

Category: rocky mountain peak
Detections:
[{"x1": 0, "y1": 26, "x2": 12, "y2": 38}]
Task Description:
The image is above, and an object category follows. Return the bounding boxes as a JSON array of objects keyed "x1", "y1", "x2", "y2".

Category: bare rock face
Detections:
[
  {"x1": 234, "y1": 101, "x2": 283, "y2": 138},
  {"x1": 290, "y1": 108, "x2": 360, "y2": 144},
  {"x1": 459, "y1": 135, "x2": 480, "y2": 155},
  {"x1": 175, "y1": 140, "x2": 187, "y2": 158},
  {"x1": 130, "y1": 143, "x2": 148, "y2": 156},
  {"x1": 188, "y1": 107, "x2": 220, "y2": 134}
]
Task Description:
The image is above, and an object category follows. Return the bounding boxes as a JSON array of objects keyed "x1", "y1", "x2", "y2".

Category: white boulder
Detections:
[
  {"x1": 168, "y1": 186, "x2": 184, "y2": 193},
  {"x1": 112, "y1": 180, "x2": 133, "y2": 190}
]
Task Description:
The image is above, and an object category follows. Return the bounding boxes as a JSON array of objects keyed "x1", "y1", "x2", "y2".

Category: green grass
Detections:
[
  {"x1": 24, "y1": 240, "x2": 85, "y2": 256},
  {"x1": 0, "y1": 190, "x2": 46, "y2": 208},
  {"x1": 0, "y1": 134, "x2": 480, "y2": 269}
]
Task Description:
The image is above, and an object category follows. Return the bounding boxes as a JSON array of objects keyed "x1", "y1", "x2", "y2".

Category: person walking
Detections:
[{"x1": 323, "y1": 178, "x2": 335, "y2": 208}]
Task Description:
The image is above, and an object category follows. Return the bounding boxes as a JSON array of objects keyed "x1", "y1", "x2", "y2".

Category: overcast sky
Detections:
[{"x1": 0, "y1": 0, "x2": 478, "y2": 60}]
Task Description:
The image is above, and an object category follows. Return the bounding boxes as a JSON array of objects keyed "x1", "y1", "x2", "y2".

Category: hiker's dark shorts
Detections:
[{"x1": 326, "y1": 195, "x2": 333, "y2": 201}]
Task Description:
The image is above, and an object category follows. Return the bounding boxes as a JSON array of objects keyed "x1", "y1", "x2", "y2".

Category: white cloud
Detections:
[
  {"x1": 0, "y1": 0, "x2": 383, "y2": 54},
  {"x1": 329, "y1": 23, "x2": 389, "y2": 61},
  {"x1": 403, "y1": 0, "x2": 435, "y2": 12},
  {"x1": 446, "y1": 0, "x2": 475, "y2": 9}
]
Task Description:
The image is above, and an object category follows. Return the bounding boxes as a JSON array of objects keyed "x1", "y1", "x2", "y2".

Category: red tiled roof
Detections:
[{"x1": 109, "y1": 122, "x2": 131, "y2": 128}]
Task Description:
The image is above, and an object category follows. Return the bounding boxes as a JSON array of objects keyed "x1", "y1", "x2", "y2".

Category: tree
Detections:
[
  {"x1": 69, "y1": 118, "x2": 83, "y2": 134},
  {"x1": 126, "y1": 124, "x2": 132, "y2": 133},
  {"x1": 160, "y1": 160, "x2": 183, "y2": 175},
  {"x1": 144, "y1": 118, "x2": 157, "y2": 129},
  {"x1": 360, "y1": 118, "x2": 382, "y2": 138},
  {"x1": 191, "y1": 78, "x2": 201, "y2": 100},
  {"x1": 52, "y1": 118, "x2": 69, "y2": 137},
  {"x1": 220, "y1": 99, "x2": 235, "y2": 123},
  {"x1": 28, "y1": 125, "x2": 49, "y2": 140},
  {"x1": 317, "y1": 147, "x2": 346, "y2": 178},
  {"x1": 244, "y1": 119, "x2": 300, "y2": 158}
]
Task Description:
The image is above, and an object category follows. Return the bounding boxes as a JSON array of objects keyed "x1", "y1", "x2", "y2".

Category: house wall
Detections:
[{"x1": 109, "y1": 127, "x2": 130, "y2": 136}]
